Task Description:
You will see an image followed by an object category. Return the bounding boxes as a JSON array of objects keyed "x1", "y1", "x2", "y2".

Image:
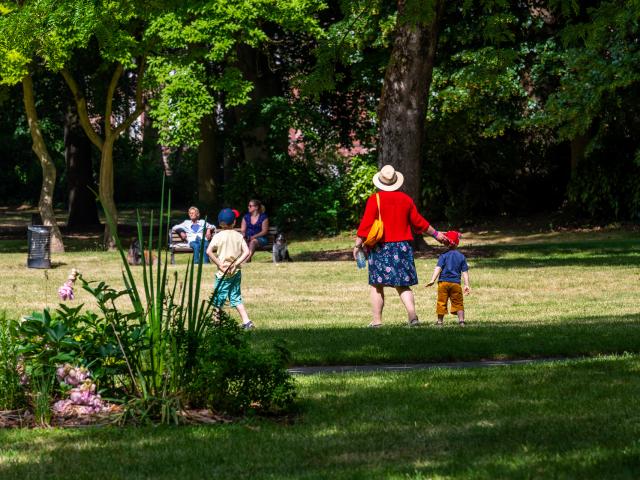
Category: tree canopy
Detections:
[{"x1": 0, "y1": 0, "x2": 638, "y2": 237}]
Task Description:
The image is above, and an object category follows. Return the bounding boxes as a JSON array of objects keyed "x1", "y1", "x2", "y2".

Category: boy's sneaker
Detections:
[{"x1": 242, "y1": 321, "x2": 255, "y2": 330}]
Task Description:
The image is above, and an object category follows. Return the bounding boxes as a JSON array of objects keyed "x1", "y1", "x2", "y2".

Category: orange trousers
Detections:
[{"x1": 436, "y1": 281, "x2": 464, "y2": 315}]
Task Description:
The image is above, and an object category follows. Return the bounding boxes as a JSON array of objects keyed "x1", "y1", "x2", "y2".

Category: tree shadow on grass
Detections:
[
  {"x1": 251, "y1": 313, "x2": 640, "y2": 366},
  {"x1": 475, "y1": 239, "x2": 640, "y2": 268},
  {"x1": 291, "y1": 245, "x2": 495, "y2": 262},
  {"x1": 289, "y1": 238, "x2": 640, "y2": 268},
  {"x1": 1, "y1": 356, "x2": 638, "y2": 479}
]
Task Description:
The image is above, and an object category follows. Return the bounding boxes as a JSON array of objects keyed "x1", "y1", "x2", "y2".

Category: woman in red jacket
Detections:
[{"x1": 353, "y1": 165, "x2": 449, "y2": 327}]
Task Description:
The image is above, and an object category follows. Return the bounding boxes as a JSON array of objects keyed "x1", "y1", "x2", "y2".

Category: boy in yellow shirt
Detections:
[{"x1": 206, "y1": 208, "x2": 254, "y2": 329}]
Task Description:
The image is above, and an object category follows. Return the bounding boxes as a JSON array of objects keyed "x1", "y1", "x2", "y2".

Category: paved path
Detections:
[{"x1": 288, "y1": 357, "x2": 568, "y2": 375}]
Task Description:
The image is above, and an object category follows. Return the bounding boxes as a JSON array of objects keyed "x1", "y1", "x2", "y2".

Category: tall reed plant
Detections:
[
  {"x1": 0, "y1": 311, "x2": 24, "y2": 410},
  {"x1": 93, "y1": 178, "x2": 219, "y2": 421}
]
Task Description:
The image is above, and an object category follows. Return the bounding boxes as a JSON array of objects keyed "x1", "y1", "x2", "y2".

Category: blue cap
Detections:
[{"x1": 218, "y1": 208, "x2": 236, "y2": 225}]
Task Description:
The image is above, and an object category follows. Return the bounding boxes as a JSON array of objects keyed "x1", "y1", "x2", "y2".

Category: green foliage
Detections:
[
  {"x1": 537, "y1": 1, "x2": 640, "y2": 140},
  {"x1": 147, "y1": 61, "x2": 215, "y2": 147},
  {"x1": 0, "y1": 312, "x2": 24, "y2": 410},
  {"x1": 30, "y1": 369, "x2": 54, "y2": 426},
  {"x1": 343, "y1": 155, "x2": 377, "y2": 224},
  {"x1": 0, "y1": 0, "x2": 97, "y2": 84},
  {"x1": 567, "y1": 147, "x2": 640, "y2": 221},
  {"x1": 189, "y1": 313, "x2": 296, "y2": 414},
  {"x1": 144, "y1": 0, "x2": 326, "y2": 146}
]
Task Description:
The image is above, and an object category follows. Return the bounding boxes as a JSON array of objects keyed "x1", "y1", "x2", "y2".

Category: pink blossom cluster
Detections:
[
  {"x1": 56, "y1": 364, "x2": 90, "y2": 386},
  {"x1": 53, "y1": 364, "x2": 107, "y2": 415},
  {"x1": 58, "y1": 268, "x2": 79, "y2": 301}
]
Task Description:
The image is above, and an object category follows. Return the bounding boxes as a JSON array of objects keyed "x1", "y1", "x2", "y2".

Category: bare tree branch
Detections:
[
  {"x1": 113, "y1": 56, "x2": 147, "y2": 138},
  {"x1": 60, "y1": 69, "x2": 104, "y2": 151},
  {"x1": 105, "y1": 63, "x2": 124, "y2": 137}
]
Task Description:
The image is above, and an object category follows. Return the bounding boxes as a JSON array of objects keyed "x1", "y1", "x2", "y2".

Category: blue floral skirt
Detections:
[{"x1": 367, "y1": 241, "x2": 418, "y2": 287}]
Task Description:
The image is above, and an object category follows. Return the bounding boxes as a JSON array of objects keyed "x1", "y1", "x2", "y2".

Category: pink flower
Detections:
[
  {"x1": 58, "y1": 282, "x2": 74, "y2": 301},
  {"x1": 58, "y1": 268, "x2": 79, "y2": 301},
  {"x1": 385, "y1": 267, "x2": 391, "y2": 272}
]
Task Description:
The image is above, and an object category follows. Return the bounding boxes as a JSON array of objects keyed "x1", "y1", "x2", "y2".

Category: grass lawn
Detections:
[
  {"x1": 1, "y1": 226, "x2": 639, "y2": 478},
  {"x1": 1, "y1": 227, "x2": 638, "y2": 365},
  {"x1": 1, "y1": 355, "x2": 639, "y2": 479}
]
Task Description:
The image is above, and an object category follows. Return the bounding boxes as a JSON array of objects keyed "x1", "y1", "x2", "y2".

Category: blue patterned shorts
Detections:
[
  {"x1": 367, "y1": 241, "x2": 418, "y2": 287},
  {"x1": 212, "y1": 271, "x2": 243, "y2": 308}
]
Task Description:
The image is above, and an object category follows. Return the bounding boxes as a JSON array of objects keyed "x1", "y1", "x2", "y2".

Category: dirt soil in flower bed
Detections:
[{"x1": 0, "y1": 408, "x2": 234, "y2": 428}]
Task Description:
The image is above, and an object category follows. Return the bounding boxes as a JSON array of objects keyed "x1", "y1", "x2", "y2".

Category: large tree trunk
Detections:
[
  {"x1": 197, "y1": 113, "x2": 219, "y2": 211},
  {"x1": 377, "y1": 0, "x2": 444, "y2": 206},
  {"x1": 65, "y1": 105, "x2": 99, "y2": 229},
  {"x1": 22, "y1": 75, "x2": 65, "y2": 253}
]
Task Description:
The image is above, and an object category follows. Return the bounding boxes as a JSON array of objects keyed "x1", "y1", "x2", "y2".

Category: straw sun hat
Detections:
[{"x1": 372, "y1": 164, "x2": 404, "y2": 191}]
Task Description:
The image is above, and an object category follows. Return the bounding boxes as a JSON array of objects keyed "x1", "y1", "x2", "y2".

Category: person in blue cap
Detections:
[{"x1": 206, "y1": 208, "x2": 254, "y2": 329}]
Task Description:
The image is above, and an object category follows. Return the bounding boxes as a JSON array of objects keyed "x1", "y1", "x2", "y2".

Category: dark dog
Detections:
[
  {"x1": 127, "y1": 239, "x2": 158, "y2": 266},
  {"x1": 272, "y1": 232, "x2": 292, "y2": 263}
]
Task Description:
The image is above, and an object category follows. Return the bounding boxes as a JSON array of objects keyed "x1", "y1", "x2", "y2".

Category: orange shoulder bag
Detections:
[{"x1": 363, "y1": 193, "x2": 384, "y2": 248}]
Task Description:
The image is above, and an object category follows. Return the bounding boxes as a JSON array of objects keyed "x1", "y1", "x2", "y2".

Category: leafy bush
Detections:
[
  {"x1": 17, "y1": 305, "x2": 138, "y2": 398},
  {"x1": 188, "y1": 313, "x2": 296, "y2": 414}
]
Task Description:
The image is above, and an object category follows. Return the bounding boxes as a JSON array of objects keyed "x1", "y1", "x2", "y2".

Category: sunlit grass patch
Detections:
[{"x1": 1, "y1": 229, "x2": 639, "y2": 365}]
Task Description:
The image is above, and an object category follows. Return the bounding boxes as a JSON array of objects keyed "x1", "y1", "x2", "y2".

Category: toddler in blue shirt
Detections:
[{"x1": 426, "y1": 231, "x2": 471, "y2": 326}]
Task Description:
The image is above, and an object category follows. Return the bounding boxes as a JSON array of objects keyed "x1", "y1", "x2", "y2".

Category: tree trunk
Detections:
[
  {"x1": 99, "y1": 138, "x2": 117, "y2": 249},
  {"x1": 62, "y1": 61, "x2": 146, "y2": 250},
  {"x1": 234, "y1": 45, "x2": 284, "y2": 166},
  {"x1": 142, "y1": 108, "x2": 172, "y2": 175},
  {"x1": 65, "y1": 105, "x2": 99, "y2": 229},
  {"x1": 570, "y1": 133, "x2": 589, "y2": 175},
  {"x1": 22, "y1": 75, "x2": 65, "y2": 253},
  {"x1": 197, "y1": 113, "x2": 219, "y2": 212},
  {"x1": 377, "y1": 0, "x2": 444, "y2": 206}
]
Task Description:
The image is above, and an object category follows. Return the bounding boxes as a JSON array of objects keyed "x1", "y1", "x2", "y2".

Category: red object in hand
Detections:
[{"x1": 444, "y1": 231, "x2": 461, "y2": 246}]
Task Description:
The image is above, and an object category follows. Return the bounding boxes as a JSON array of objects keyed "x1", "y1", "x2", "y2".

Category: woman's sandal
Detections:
[{"x1": 367, "y1": 322, "x2": 382, "y2": 328}]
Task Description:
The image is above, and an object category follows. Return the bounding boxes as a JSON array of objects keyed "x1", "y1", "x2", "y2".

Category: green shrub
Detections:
[
  {"x1": 17, "y1": 304, "x2": 137, "y2": 398},
  {"x1": 189, "y1": 313, "x2": 296, "y2": 415}
]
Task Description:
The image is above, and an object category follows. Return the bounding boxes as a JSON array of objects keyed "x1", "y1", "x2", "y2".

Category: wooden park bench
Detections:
[{"x1": 168, "y1": 226, "x2": 278, "y2": 264}]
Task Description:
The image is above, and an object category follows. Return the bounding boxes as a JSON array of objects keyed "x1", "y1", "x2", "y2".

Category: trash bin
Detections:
[{"x1": 27, "y1": 225, "x2": 52, "y2": 269}]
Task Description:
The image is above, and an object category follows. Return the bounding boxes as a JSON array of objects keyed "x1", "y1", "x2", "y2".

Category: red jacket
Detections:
[{"x1": 356, "y1": 191, "x2": 430, "y2": 242}]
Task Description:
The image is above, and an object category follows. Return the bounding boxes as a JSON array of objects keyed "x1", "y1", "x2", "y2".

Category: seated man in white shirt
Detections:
[{"x1": 172, "y1": 206, "x2": 215, "y2": 263}]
